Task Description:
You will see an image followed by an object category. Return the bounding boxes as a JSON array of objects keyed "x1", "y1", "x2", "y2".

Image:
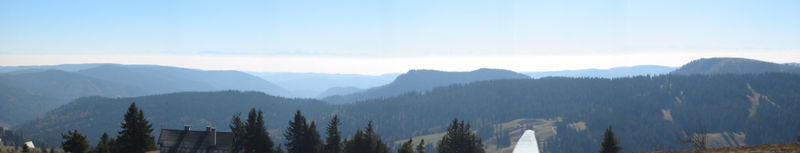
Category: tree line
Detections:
[
  {"x1": 56, "y1": 103, "x2": 486, "y2": 153},
  {"x1": 228, "y1": 108, "x2": 485, "y2": 153}
]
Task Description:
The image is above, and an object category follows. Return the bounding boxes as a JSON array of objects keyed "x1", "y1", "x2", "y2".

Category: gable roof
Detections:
[{"x1": 158, "y1": 129, "x2": 234, "y2": 150}]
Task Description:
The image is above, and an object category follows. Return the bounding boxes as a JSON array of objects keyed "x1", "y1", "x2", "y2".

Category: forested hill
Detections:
[
  {"x1": 76, "y1": 64, "x2": 292, "y2": 97},
  {"x1": 322, "y1": 68, "x2": 530, "y2": 104},
  {"x1": 15, "y1": 73, "x2": 800, "y2": 152},
  {"x1": 671, "y1": 57, "x2": 800, "y2": 75},
  {"x1": 0, "y1": 83, "x2": 59, "y2": 127}
]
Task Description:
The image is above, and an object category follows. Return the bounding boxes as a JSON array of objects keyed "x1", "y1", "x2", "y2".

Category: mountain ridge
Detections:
[
  {"x1": 321, "y1": 68, "x2": 530, "y2": 104},
  {"x1": 671, "y1": 57, "x2": 800, "y2": 75}
]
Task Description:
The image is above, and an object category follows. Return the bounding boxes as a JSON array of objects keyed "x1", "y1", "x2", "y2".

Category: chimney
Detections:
[
  {"x1": 206, "y1": 126, "x2": 217, "y2": 146},
  {"x1": 184, "y1": 125, "x2": 191, "y2": 131}
]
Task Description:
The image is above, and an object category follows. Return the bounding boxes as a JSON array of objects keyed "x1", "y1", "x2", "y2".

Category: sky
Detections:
[{"x1": 1, "y1": 0, "x2": 798, "y2": 75}]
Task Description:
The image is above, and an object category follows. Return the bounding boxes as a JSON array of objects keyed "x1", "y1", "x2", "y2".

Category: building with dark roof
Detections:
[{"x1": 158, "y1": 125, "x2": 233, "y2": 153}]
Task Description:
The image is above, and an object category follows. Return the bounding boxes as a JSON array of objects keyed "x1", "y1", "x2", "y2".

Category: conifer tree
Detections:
[
  {"x1": 343, "y1": 121, "x2": 389, "y2": 153},
  {"x1": 416, "y1": 139, "x2": 426, "y2": 153},
  {"x1": 324, "y1": 116, "x2": 342, "y2": 153},
  {"x1": 230, "y1": 113, "x2": 245, "y2": 153},
  {"x1": 397, "y1": 138, "x2": 414, "y2": 153},
  {"x1": 307, "y1": 121, "x2": 323, "y2": 153},
  {"x1": 62, "y1": 130, "x2": 89, "y2": 153},
  {"x1": 115, "y1": 102, "x2": 156, "y2": 153},
  {"x1": 231, "y1": 109, "x2": 275, "y2": 153},
  {"x1": 247, "y1": 109, "x2": 274, "y2": 153},
  {"x1": 285, "y1": 110, "x2": 313, "y2": 153},
  {"x1": 92, "y1": 133, "x2": 112, "y2": 153},
  {"x1": 599, "y1": 126, "x2": 621, "y2": 153},
  {"x1": 438, "y1": 119, "x2": 484, "y2": 153}
]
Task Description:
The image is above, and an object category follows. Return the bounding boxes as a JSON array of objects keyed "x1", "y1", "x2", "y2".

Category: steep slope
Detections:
[
  {"x1": 15, "y1": 73, "x2": 800, "y2": 153},
  {"x1": 671, "y1": 57, "x2": 800, "y2": 75},
  {"x1": 0, "y1": 83, "x2": 60, "y2": 127},
  {"x1": 249, "y1": 72, "x2": 399, "y2": 98},
  {"x1": 322, "y1": 68, "x2": 530, "y2": 104},
  {"x1": 77, "y1": 64, "x2": 292, "y2": 97},
  {"x1": 525, "y1": 65, "x2": 676, "y2": 78}
]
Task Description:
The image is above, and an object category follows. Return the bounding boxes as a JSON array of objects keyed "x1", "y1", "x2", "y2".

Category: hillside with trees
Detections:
[
  {"x1": 322, "y1": 68, "x2": 530, "y2": 104},
  {"x1": 671, "y1": 57, "x2": 800, "y2": 75},
  {"x1": 0, "y1": 64, "x2": 292, "y2": 127},
  {"x1": 13, "y1": 73, "x2": 800, "y2": 152},
  {"x1": 524, "y1": 65, "x2": 676, "y2": 78}
]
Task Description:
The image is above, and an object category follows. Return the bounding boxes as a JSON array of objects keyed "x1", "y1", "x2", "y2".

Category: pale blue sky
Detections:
[{"x1": 1, "y1": 0, "x2": 798, "y2": 74}]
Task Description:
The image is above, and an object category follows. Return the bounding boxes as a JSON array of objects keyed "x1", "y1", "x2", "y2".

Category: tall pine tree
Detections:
[
  {"x1": 231, "y1": 109, "x2": 275, "y2": 153},
  {"x1": 62, "y1": 130, "x2": 89, "y2": 153},
  {"x1": 324, "y1": 116, "x2": 342, "y2": 153},
  {"x1": 438, "y1": 119, "x2": 484, "y2": 153},
  {"x1": 247, "y1": 109, "x2": 275, "y2": 153},
  {"x1": 115, "y1": 102, "x2": 156, "y2": 153},
  {"x1": 598, "y1": 126, "x2": 621, "y2": 153},
  {"x1": 307, "y1": 121, "x2": 323, "y2": 153},
  {"x1": 92, "y1": 133, "x2": 112, "y2": 153},
  {"x1": 230, "y1": 113, "x2": 246, "y2": 153},
  {"x1": 285, "y1": 110, "x2": 322, "y2": 153}
]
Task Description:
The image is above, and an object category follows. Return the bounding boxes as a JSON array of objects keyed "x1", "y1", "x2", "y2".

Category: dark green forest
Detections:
[{"x1": 13, "y1": 73, "x2": 800, "y2": 152}]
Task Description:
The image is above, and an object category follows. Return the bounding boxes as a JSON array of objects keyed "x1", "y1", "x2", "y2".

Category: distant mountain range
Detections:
[
  {"x1": 15, "y1": 73, "x2": 800, "y2": 152},
  {"x1": 671, "y1": 57, "x2": 800, "y2": 75},
  {"x1": 2, "y1": 57, "x2": 800, "y2": 131},
  {"x1": 248, "y1": 72, "x2": 399, "y2": 98},
  {"x1": 0, "y1": 64, "x2": 291, "y2": 127},
  {"x1": 524, "y1": 65, "x2": 676, "y2": 78},
  {"x1": 321, "y1": 68, "x2": 530, "y2": 104}
]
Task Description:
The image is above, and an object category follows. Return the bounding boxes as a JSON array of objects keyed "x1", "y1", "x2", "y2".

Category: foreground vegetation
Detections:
[{"x1": 49, "y1": 103, "x2": 485, "y2": 153}]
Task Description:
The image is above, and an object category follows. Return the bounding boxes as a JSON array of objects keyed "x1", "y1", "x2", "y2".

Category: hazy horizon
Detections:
[{"x1": 2, "y1": 0, "x2": 798, "y2": 75}]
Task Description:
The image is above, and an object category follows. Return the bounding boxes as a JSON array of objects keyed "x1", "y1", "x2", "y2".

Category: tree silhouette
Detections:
[
  {"x1": 416, "y1": 139, "x2": 426, "y2": 153},
  {"x1": 397, "y1": 138, "x2": 414, "y2": 153},
  {"x1": 62, "y1": 130, "x2": 89, "y2": 153},
  {"x1": 599, "y1": 126, "x2": 621, "y2": 153},
  {"x1": 438, "y1": 119, "x2": 484, "y2": 153},
  {"x1": 324, "y1": 116, "x2": 342, "y2": 153},
  {"x1": 114, "y1": 102, "x2": 155, "y2": 153},
  {"x1": 91, "y1": 133, "x2": 112, "y2": 153}
]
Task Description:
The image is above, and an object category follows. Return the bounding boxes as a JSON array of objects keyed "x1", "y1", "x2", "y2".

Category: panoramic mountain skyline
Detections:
[{"x1": 1, "y1": 0, "x2": 799, "y2": 74}]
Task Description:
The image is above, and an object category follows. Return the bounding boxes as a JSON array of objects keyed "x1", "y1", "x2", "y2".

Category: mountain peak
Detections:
[{"x1": 671, "y1": 57, "x2": 800, "y2": 75}]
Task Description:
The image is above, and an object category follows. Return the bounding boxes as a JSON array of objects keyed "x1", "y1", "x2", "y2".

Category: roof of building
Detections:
[{"x1": 158, "y1": 128, "x2": 234, "y2": 150}]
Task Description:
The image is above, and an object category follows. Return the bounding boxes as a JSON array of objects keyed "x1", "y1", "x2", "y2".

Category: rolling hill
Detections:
[
  {"x1": 322, "y1": 68, "x2": 530, "y2": 104},
  {"x1": 671, "y1": 57, "x2": 800, "y2": 75},
  {"x1": 0, "y1": 64, "x2": 291, "y2": 127},
  {"x1": 76, "y1": 64, "x2": 292, "y2": 96},
  {"x1": 0, "y1": 83, "x2": 60, "y2": 127},
  {"x1": 15, "y1": 73, "x2": 800, "y2": 152},
  {"x1": 524, "y1": 65, "x2": 676, "y2": 78}
]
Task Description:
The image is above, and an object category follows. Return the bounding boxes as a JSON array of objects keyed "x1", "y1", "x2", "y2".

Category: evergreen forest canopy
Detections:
[{"x1": 12, "y1": 72, "x2": 800, "y2": 153}]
